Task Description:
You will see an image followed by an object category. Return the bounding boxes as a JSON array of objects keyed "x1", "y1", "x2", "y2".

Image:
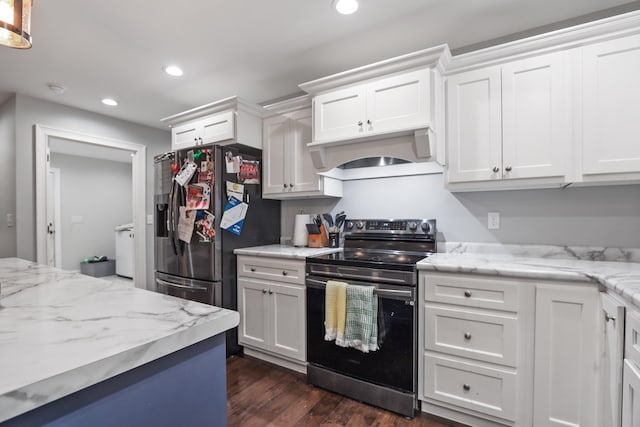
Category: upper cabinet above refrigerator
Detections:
[{"x1": 161, "y1": 96, "x2": 263, "y2": 151}]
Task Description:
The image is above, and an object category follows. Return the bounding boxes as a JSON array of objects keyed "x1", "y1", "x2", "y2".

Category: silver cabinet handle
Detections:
[
  {"x1": 605, "y1": 313, "x2": 616, "y2": 322},
  {"x1": 262, "y1": 289, "x2": 268, "y2": 294},
  {"x1": 283, "y1": 183, "x2": 288, "y2": 188},
  {"x1": 357, "y1": 121, "x2": 363, "y2": 126},
  {"x1": 290, "y1": 183, "x2": 294, "y2": 187},
  {"x1": 268, "y1": 289, "x2": 273, "y2": 295},
  {"x1": 367, "y1": 119, "x2": 372, "y2": 125},
  {"x1": 198, "y1": 137, "x2": 203, "y2": 144},
  {"x1": 282, "y1": 271, "x2": 288, "y2": 276},
  {"x1": 463, "y1": 384, "x2": 471, "y2": 391},
  {"x1": 505, "y1": 166, "x2": 512, "y2": 172},
  {"x1": 250, "y1": 267, "x2": 256, "y2": 272},
  {"x1": 464, "y1": 332, "x2": 472, "y2": 340},
  {"x1": 464, "y1": 290, "x2": 472, "y2": 298},
  {"x1": 492, "y1": 166, "x2": 499, "y2": 173}
]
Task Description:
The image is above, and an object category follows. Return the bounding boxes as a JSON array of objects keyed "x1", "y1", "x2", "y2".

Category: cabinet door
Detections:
[
  {"x1": 237, "y1": 278, "x2": 269, "y2": 351},
  {"x1": 623, "y1": 359, "x2": 640, "y2": 427},
  {"x1": 446, "y1": 67, "x2": 502, "y2": 183},
  {"x1": 583, "y1": 34, "x2": 640, "y2": 176},
  {"x1": 262, "y1": 115, "x2": 289, "y2": 195},
  {"x1": 314, "y1": 85, "x2": 366, "y2": 142},
  {"x1": 600, "y1": 293, "x2": 625, "y2": 427},
  {"x1": 502, "y1": 52, "x2": 570, "y2": 180},
  {"x1": 533, "y1": 284, "x2": 599, "y2": 427},
  {"x1": 200, "y1": 111, "x2": 235, "y2": 144},
  {"x1": 271, "y1": 283, "x2": 306, "y2": 361},
  {"x1": 366, "y1": 69, "x2": 430, "y2": 134},
  {"x1": 288, "y1": 108, "x2": 322, "y2": 193},
  {"x1": 172, "y1": 121, "x2": 201, "y2": 150}
]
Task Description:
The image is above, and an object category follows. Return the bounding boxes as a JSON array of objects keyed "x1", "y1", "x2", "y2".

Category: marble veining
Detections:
[
  {"x1": 234, "y1": 244, "x2": 342, "y2": 259},
  {"x1": 441, "y1": 241, "x2": 640, "y2": 263},
  {"x1": 419, "y1": 252, "x2": 640, "y2": 309},
  {"x1": 0, "y1": 258, "x2": 239, "y2": 423}
]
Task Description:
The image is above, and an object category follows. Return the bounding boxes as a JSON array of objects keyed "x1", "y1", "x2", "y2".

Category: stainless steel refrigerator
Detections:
[{"x1": 154, "y1": 143, "x2": 280, "y2": 355}]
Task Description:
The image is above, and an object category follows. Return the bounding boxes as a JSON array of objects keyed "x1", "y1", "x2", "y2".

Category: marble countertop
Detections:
[
  {"x1": 418, "y1": 252, "x2": 640, "y2": 308},
  {"x1": 0, "y1": 258, "x2": 239, "y2": 423},
  {"x1": 234, "y1": 244, "x2": 342, "y2": 259}
]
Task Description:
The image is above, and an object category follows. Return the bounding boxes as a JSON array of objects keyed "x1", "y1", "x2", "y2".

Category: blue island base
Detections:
[{"x1": 4, "y1": 333, "x2": 227, "y2": 427}]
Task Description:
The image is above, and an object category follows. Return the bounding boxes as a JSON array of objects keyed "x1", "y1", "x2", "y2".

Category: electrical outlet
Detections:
[
  {"x1": 6, "y1": 213, "x2": 14, "y2": 228},
  {"x1": 488, "y1": 212, "x2": 500, "y2": 230}
]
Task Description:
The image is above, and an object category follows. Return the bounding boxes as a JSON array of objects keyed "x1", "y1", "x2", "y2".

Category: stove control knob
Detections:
[
  {"x1": 356, "y1": 221, "x2": 365, "y2": 230},
  {"x1": 408, "y1": 221, "x2": 418, "y2": 231},
  {"x1": 345, "y1": 221, "x2": 354, "y2": 230},
  {"x1": 421, "y1": 222, "x2": 431, "y2": 233}
]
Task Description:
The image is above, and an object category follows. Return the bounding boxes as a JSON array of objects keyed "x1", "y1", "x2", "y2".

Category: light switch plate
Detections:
[
  {"x1": 6, "y1": 213, "x2": 14, "y2": 228},
  {"x1": 147, "y1": 214, "x2": 153, "y2": 225},
  {"x1": 488, "y1": 212, "x2": 500, "y2": 230}
]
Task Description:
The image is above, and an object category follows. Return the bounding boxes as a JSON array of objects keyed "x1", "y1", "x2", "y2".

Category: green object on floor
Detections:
[{"x1": 82, "y1": 256, "x2": 108, "y2": 264}]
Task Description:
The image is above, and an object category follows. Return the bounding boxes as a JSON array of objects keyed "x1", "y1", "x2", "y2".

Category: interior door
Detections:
[{"x1": 46, "y1": 167, "x2": 61, "y2": 268}]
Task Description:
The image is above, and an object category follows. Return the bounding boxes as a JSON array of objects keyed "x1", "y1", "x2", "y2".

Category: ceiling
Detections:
[{"x1": 0, "y1": 0, "x2": 638, "y2": 130}]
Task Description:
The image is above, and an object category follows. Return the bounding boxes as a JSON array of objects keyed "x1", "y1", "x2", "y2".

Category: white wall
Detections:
[
  {"x1": 50, "y1": 153, "x2": 132, "y2": 271},
  {"x1": 281, "y1": 170, "x2": 640, "y2": 248},
  {"x1": 14, "y1": 94, "x2": 171, "y2": 288},
  {"x1": 0, "y1": 96, "x2": 16, "y2": 257}
]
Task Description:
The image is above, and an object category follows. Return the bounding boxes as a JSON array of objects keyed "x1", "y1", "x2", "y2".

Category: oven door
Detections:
[{"x1": 306, "y1": 275, "x2": 416, "y2": 393}]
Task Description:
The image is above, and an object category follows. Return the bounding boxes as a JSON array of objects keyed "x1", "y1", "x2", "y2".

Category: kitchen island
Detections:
[{"x1": 0, "y1": 258, "x2": 239, "y2": 426}]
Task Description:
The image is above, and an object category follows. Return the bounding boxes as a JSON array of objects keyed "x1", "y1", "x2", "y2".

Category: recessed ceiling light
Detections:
[
  {"x1": 332, "y1": 0, "x2": 358, "y2": 15},
  {"x1": 164, "y1": 65, "x2": 184, "y2": 77},
  {"x1": 101, "y1": 98, "x2": 118, "y2": 107}
]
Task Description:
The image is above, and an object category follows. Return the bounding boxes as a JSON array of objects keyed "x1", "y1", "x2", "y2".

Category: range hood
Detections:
[{"x1": 299, "y1": 44, "x2": 451, "y2": 172}]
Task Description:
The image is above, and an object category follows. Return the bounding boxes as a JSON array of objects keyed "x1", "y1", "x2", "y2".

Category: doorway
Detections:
[{"x1": 35, "y1": 125, "x2": 147, "y2": 289}]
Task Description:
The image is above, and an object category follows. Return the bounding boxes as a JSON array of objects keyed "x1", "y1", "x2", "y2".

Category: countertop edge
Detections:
[{"x1": 234, "y1": 245, "x2": 342, "y2": 260}]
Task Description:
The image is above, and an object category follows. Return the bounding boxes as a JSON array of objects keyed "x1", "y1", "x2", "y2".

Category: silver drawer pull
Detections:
[
  {"x1": 605, "y1": 313, "x2": 616, "y2": 323},
  {"x1": 463, "y1": 384, "x2": 471, "y2": 391},
  {"x1": 262, "y1": 289, "x2": 267, "y2": 294},
  {"x1": 268, "y1": 289, "x2": 273, "y2": 295},
  {"x1": 282, "y1": 271, "x2": 288, "y2": 276},
  {"x1": 464, "y1": 290, "x2": 472, "y2": 298},
  {"x1": 250, "y1": 267, "x2": 256, "y2": 272},
  {"x1": 464, "y1": 332, "x2": 472, "y2": 340}
]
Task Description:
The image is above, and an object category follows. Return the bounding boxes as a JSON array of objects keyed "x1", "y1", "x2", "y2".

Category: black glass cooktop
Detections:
[{"x1": 307, "y1": 249, "x2": 431, "y2": 270}]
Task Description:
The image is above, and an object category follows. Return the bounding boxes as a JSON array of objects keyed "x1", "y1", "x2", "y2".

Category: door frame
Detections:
[
  {"x1": 46, "y1": 167, "x2": 62, "y2": 268},
  {"x1": 35, "y1": 125, "x2": 147, "y2": 288}
]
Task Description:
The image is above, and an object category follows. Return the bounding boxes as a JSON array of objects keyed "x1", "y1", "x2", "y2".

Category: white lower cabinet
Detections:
[
  {"x1": 237, "y1": 255, "x2": 306, "y2": 371},
  {"x1": 533, "y1": 284, "x2": 599, "y2": 427},
  {"x1": 623, "y1": 359, "x2": 640, "y2": 427},
  {"x1": 420, "y1": 272, "x2": 602, "y2": 427}
]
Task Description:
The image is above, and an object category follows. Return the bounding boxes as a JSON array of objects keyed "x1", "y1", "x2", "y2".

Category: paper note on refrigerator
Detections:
[
  {"x1": 186, "y1": 183, "x2": 211, "y2": 210},
  {"x1": 175, "y1": 161, "x2": 198, "y2": 186},
  {"x1": 220, "y1": 196, "x2": 248, "y2": 236},
  {"x1": 226, "y1": 181, "x2": 244, "y2": 200},
  {"x1": 177, "y1": 206, "x2": 196, "y2": 243}
]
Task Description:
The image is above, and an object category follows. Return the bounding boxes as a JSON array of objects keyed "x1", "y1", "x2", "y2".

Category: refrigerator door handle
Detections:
[
  {"x1": 168, "y1": 178, "x2": 178, "y2": 256},
  {"x1": 156, "y1": 278, "x2": 207, "y2": 292}
]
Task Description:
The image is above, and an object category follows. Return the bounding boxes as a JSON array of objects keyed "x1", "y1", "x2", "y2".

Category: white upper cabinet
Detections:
[
  {"x1": 313, "y1": 69, "x2": 430, "y2": 143},
  {"x1": 162, "y1": 97, "x2": 262, "y2": 151},
  {"x1": 446, "y1": 52, "x2": 571, "y2": 188},
  {"x1": 446, "y1": 66, "x2": 502, "y2": 183},
  {"x1": 262, "y1": 98, "x2": 342, "y2": 199},
  {"x1": 582, "y1": 34, "x2": 640, "y2": 178}
]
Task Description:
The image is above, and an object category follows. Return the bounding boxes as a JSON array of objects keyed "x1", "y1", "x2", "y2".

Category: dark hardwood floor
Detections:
[{"x1": 227, "y1": 355, "x2": 468, "y2": 427}]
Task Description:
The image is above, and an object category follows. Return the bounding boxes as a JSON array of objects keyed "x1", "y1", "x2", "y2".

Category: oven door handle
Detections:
[{"x1": 305, "y1": 278, "x2": 414, "y2": 299}]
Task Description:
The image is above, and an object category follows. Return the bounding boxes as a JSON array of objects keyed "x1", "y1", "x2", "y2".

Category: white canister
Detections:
[{"x1": 292, "y1": 214, "x2": 311, "y2": 247}]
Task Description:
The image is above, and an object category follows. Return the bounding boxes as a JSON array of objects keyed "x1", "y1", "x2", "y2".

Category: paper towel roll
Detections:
[{"x1": 293, "y1": 214, "x2": 311, "y2": 247}]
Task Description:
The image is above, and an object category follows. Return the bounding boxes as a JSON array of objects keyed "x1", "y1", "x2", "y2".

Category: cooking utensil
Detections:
[
  {"x1": 322, "y1": 213, "x2": 334, "y2": 227},
  {"x1": 335, "y1": 214, "x2": 346, "y2": 230}
]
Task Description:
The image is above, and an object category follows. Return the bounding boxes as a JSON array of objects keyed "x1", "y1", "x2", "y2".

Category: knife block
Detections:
[{"x1": 308, "y1": 225, "x2": 329, "y2": 248}]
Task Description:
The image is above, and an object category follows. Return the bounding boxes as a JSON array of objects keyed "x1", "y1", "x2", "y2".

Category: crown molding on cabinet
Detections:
[
  {"x1": 160, "y1": 96, "x2": 263, "y2": 127},
  {"x1": 261, "y1": 95, "x2": 311, "y2": 117},
  {"x1": 299, "y1": 44, "x2": 451, "y2": 95},
  {"x1": 447, "y1": 9, "x2": 640, "y2": 73}
]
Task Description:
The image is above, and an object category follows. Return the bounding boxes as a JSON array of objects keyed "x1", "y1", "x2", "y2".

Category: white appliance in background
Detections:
[{"x1": 115, "y1": 223, "x2": 134, "y2": 278}]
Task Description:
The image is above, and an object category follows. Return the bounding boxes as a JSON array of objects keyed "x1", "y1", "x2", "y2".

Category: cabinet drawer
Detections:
[
  {"x1": 423, "y1": 353, "x2": 516, "y2": 421},
  {"x1": 237, "y1": 256, "x2": 305, "y2": 285},
  {"x1": 424, "y1": 305, "x2": 517, "y2": 367},
  {"x1": 423, "y1": 273, "x2": 520, "y2": 312},
  {"x1": 626, "y1": 310, "x2": 640, "y2": 368}
]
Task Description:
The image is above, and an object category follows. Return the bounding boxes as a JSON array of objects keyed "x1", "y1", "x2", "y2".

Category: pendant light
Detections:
[{"x1": 0, "y1": 0, "x2": 32, "y2": 49}]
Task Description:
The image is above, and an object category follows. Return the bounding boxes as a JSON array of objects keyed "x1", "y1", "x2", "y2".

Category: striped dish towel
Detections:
[
  {"x1": 325, "y1": 280, "x2": 347, "y2": 341},
  {"x1": 341, "y1": 285, "x2": 379, "y2": 353}
]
